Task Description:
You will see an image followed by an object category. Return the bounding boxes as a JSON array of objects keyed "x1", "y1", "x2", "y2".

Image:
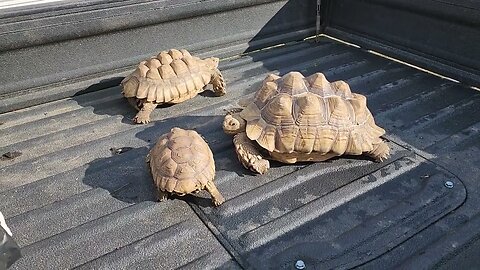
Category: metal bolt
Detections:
[
  {"x1": 295, "y1": 260, "x2": 306, "y2": 269},
  {"x1": 445, "y1": 181, "x2": 454, "y2": 189}
]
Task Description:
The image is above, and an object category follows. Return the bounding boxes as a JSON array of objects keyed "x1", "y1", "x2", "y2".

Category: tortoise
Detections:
[
  {"x1": 147, "y1": 127, "x2": 225, "y2": 206},
  {"x1": 222, "y1": 71, "x2": 390, "y2": 174},
  {"x1": 121, "y1": 49, "x2": 226, "y2": 124}
]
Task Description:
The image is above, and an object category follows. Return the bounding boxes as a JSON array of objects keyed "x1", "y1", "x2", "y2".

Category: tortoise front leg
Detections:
[
  {"x1": 211, "y1": 68, "x2": 226, "y2": 96},
  {"x1": 157, "y1": 188, "x2": 169, "y2": 202},
  {"x1": 127, "y1": 97, "x2": 141, "y2": 111},
  {"x1": 133, "y1": 102, "x2": 157, "y2": 124},
  {"x1": 205, "y1": 180, "x2": 225, "y2": 206},
  {"x1": 233, "y1": 132, "x2": 270, "y2": 174}
]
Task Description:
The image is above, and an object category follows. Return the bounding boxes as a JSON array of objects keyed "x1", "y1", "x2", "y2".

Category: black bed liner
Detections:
[{"x1": 1, "y1": 0, "x2": 479, "y2": 269}]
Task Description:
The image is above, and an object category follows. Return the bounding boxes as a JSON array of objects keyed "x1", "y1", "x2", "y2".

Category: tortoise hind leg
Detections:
[
  {"x1": 233, "y1": 132, "x2": 270, "y2": 174},
  {"x1": 211, "y1": 69, "x2": 226, "y2": 96},
  {"x1": 367, "y1": 140, "x2": 390, "y2": 162},
  {"x1": 133, "y1": 102, "x2": 157, "y2": 124},
  {"x1": 205, "y1": 180, "x2": 225, "y2": 206}
]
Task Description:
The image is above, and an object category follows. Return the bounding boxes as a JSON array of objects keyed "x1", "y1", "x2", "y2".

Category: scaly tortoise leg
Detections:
[
  {"x1": 127, "y1": 97, "x2": 141, "y2": 111},
  {"x1": 233, "y1": 132, "x2": 270, "y2": 174},
  {"x1": 133, "y1": 102, "x2": 157, "y2": 124},
  {"x1": 157, "y1": 188, "x2": 169, "y2": 202},
  {"x1": 205, "y1": 180, "x2": 225, "y2": 206},
  {"x1": 211, "y1": 68, "x2": 226, "y2": 96},
  {"x1": 367, "y1": 140, "x2": 390, "y2": 162}
]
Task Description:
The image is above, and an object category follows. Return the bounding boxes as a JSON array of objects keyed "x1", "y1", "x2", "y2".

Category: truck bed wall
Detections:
[
  {"x1": 0, "y1": 0, "x2": 315, "y2": 113},
  {"x1": 1, "y1": 0, "x2": 478, "y2": 114},
  {"x1": 321, "y1": 0, "x2": 480, "y2": 86}
]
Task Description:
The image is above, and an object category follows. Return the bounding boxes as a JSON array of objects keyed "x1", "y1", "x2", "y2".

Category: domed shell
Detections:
[
  {"x1": 240, "y1": 72, "x2": 385, "y2": 155},
  {"x1": 121, "y1": 49, "x2": 213, "y2": 103},
  {"x1": 149, "y1": 128, "x2": 215, "y2": 195}
]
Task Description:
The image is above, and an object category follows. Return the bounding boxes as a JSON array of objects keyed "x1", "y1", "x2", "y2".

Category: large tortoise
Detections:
[
  {"x1": 122, "y1": 49, "x2": 225, "y2": 124},
  {"x1": 223, "y1": 71, "x2": 390, "y2": 174},
  {"x1": 147, "y1": 127, "x2": 225, "y2": 206}
]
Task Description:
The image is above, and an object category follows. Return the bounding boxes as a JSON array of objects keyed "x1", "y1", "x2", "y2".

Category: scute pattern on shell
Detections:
[
  {"x1": 149, "y1": 128, "x2": 215, "y2": 195},
  {"x1": 241, "y1": 72, "x2": 385, "y2": 155},
  {"x1": 121, "y1": 49, "x2": 212, "y2": 103}
]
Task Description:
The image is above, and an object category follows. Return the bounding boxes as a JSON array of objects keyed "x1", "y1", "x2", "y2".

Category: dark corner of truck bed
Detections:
[{"x1": 0, "y1": 0, "x2": 479, "y2": 269}]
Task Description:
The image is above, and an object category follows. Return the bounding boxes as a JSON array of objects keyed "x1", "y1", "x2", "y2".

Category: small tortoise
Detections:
[
  {"x1": 147, "y1": 127, "x2": 225, "y2": 206},
  {"x1": 223, "y1": 71, "x2": 390, "y2": 174},
  {"x1": 122, "y1": 49, "x2": 226, "y2": 124}
]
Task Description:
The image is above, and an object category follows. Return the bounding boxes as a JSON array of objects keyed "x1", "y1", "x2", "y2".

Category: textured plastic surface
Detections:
[{"x1": 1, "y1": 37, "x2": 478, "y2": 268}]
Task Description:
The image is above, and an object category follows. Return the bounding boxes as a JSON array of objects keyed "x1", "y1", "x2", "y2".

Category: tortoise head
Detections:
[
  {"x1": 223, "y1": 112, "x2": 246, "y2": 135},
  {"x1": 204, "y1": 57, "x2": 220, "y2": 70}
]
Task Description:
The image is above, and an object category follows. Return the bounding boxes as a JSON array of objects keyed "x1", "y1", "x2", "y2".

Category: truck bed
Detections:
[{"x1": 1, "y1": 35, "x2": 479, "y2": 269}]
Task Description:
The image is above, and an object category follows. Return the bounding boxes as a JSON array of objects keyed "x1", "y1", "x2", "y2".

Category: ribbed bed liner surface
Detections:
[{"x1": 1, "y1": 37, "x2": 479, "y2": 269}]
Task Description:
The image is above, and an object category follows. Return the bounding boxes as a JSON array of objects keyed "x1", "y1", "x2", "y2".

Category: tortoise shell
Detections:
[
  {"x1": 240, "y1": 72, "x2": 386, "y2": 156},
  {"x1": 121, "y1": 49, "x2": 214, "y2": 103},
  {"x1": 148, "y1": 127, "x2": 215, "y2": 195}
]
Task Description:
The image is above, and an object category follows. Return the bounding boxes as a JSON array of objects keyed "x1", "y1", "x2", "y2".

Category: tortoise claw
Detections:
[
  {"x1": 133, "y1": 115, "x2": 150, "y2": 124},
  {"x1": 213, "y1": 196, "x2": 225, "y2": 206},
  {"x1": 224, "y1": 107, "x2": 243, "y2": 115},
  {"x1": 157, "y1": 190, "x2": 168, "y2": 202},
  {"x1": 251, "y1": 159, "x2": 270, "y2": 174}
]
